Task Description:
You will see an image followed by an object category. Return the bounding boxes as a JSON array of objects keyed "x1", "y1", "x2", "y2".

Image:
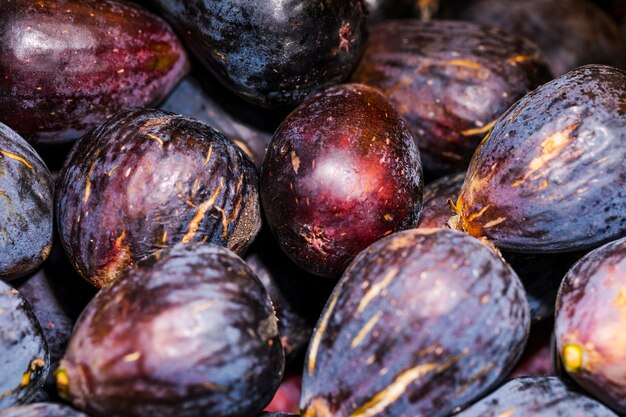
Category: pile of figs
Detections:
[{"x1": 1, "y1": 0, "x2": 626, "y2": 416}]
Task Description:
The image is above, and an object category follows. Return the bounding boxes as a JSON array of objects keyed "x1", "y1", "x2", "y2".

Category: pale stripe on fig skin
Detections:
[
  {"x1": 0, "y1": 150, "x2": 32, "y2": 169},
  {"x1": 307, "y1": 293, "x2": 340, "y2": 377}
]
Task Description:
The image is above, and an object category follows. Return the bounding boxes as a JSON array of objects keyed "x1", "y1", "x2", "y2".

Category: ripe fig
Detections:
[
  {"x1": 451, "y1": 65, "x2": 626, "y2": 253},
  {"x1": 301, "y1": 228, "x2": 529, "y2": 417},
  {"x1": 0, "y1": 123, "x2": 53, "y2": 280},
  {"x1": 0, "y1": 0, "x2": 188, "y2": 144},
  {"x1": 0, "y1": 403, "x2": 88, "y2": 417},
  {"x1": 351, "y1": 20, "x2": 552, "y2": 173},
  {"x1": 56, "y1": 243, "x2": 284, "y2": 417},
  {"x1": 261, "y1": 83, "x2": 423, "y2": 278},
  {"x1": 56, "y1": 108, "x2": 261, "y2": 287},
  {"x1": 149, "y1": 0, "x2": 368, "y2": 108}
]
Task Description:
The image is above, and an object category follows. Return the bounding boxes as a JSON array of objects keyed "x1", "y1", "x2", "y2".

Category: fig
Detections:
[
  {"x1": 261, "y1": 83, "x2": 423, "y2": 278},
  {"x1": 351, "y1": 20, "x2": 552, "y2": 173},
  {"x1": 0, "y1": 280, "x2": 49, "y2": 409},
  {"x1": 451, "y1": 64, "x2": 626, "y2": 253},
  {"x1": 56, "y1": 243, "x2": 284, "y2": 417},
  {"x1": 508, "y1": 320, "x2": 553, "y2": 379},
  {"x1": 149, "y1": 0, "x2": 368, "y2": 108},
  {"x1": 0, "y1": 0, "x2": 188, "y2": 145},
  {"x1": 56, "y1": 108, "x2": 261, "y2": 288},
  {"x1": 0, "y1": 403, "x2": 88, "y2": 417},
  {"x1": 300, "y1": 228, "x2": 529, "y2": 417},
  {"x1": 0, "y1": 122, "x2": 53, "y2": 280},
  {"x1": 555, "y1": 236, "x2": 626, "y2": 413}
]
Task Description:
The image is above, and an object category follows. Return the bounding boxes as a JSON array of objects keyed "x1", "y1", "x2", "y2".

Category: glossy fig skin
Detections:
[
  {"x1": 351, "y1": 20, "x2": 553, "y2": 174},
  {"x1": 555, "y1": 237, "x2": 626, "y2": 413},
  {"x1": 0, "y1": 123, "x2": 53, "y2": 280},
  {"x1": 453, "y1": 65, "x2": 626, "y2": 253},
  {"x1": 150, "y1": 0, "x2": 367, "y2": 109},
  {"x1": 0, "y1": 281, "x2": 49, "y2": 409},
  {"x1": 261, "y1": 84, "x2": 423, "y2": 278},
  {"x1": 0, "y1": 403, "x2": 89, "y2": 417},
  {"x1": 0, "y1": 0, "x2": 188, "y2": 145},
  {"x1": 455, "y1": 377, "x2": 617, "y2": 417},
  {"x1": 417, "y1": 172, "x2": 465, "y2": 229},
  {"x1": 458, "y1": 0, "x2": 626, "y2": 76},
  {"x1": 57, "y1": 243, "x2": 284, "y2": 417},
  {"x1": 301, "y1": 229, "x2": 530, "y2": 417},
  {"x1": 56, "y1": 108, "x2": 261, "y2": 288}
]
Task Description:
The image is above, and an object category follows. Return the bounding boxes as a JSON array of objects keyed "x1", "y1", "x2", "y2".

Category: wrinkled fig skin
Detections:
[
  {"x1": 555, "y1": 237, "x2": 626, "y2": 414},
  {"x1": 0, "y1": 403, "x2": 89, "y2": 417},
  {"x1": 0, "y1": 281, "x2": 49, "y2": 409},
  {"x1": 458, "y1": 0, "x2": 626, "y2": 76},
  {"x1": 455, "y1": 377, "x2": 617, "y2": 417},
  {"x1": 0, "y1": 0, "x2": 188, "y2": 145},
  {"x1": 351, "y1": 20, "x2": 553, "y2": 174},
  {"x1": 454, "y1": 65, "x2": 626, "y2": 253},
  {"x1": 150, "y1": 0, "x2": 368, "y2": 109},
  {"x1": 56, "y1": 108, "x2": 261, "y2": 288},
  {"x1": 57, "y1": 243, "x2": 284, "y2": 417},
  {"x1": 301, "y1": 229, "x2": 530, "y2": 417},
  {"x1": 261, "y1": 84, "x2": 424, "y2": 278},
  {"x1": 0, "y1": 123, "x2": 53, "y2": 280}
]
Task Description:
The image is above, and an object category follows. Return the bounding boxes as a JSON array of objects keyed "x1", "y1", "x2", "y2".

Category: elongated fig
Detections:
[
  {"x1": 451, "y1": 65, "x2": 626, "y2": 253},
  {"x1": 555, "y1": 236, "x2": 626, "y2": 413},
  {"x1": 0, "y1": 0, "x2": 188, "y2": 144},
  {"x1": 351, "y1": 20, "x2": 552, "y2": 173},
  {"x1": 56, "y1": 108, "x2": 261, "y2": 287},
  {"x1": 0, "y1": 403, "x2": 88, "y2": 417},
  {"x1": 56, "y1": 243, "x2": 284, "y2": 417},
  {"x1": 149, "y1": 0, "x2": 367, "y2": 108},
  {"x1": 0, "y1": 123, "x2": 53, "y2": 279},
  {"x1": 261, "y1": 84, "x2": 423, "y2": 278},
  {"x1": 301, "y1": 228, "x2": 529, "y2": 417},
  {"x1": 455, "y1": 376, "x2": 617, "y2": 416},
  {"x1": 0, "y1": 281, "x2": 49, "y2": 408}
]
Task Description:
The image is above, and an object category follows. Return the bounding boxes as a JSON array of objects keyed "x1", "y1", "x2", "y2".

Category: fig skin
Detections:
[
  {"x1": 301, "y1": 228, "x2": 529, "y2": 417},
  {"x1": 56, "y1": 108, "x2": 261, "y2": 288},
  {"x1": 0, "y1": 0, "x2": 188, "y2": 145},
  {"x1": 0, "y1": 123, "x2": 53, "y2": 280},
  {"x1": 454, "y1": 376, "x2": 617, "y2": 417},
  {"x1": 351, "y1": 20, "x2": 553, "y2": 174},
  {"x1": 149, "y1": 0, "x2": 368, "y2": 109},
  {"x1": 261, "y1": 83, "x2": 424, "y2": 278},
  {"x1": 0, "y1": 403, "x2": 89, "y2": 417},
  {"x1": 452, "y1": 64, "x2": 626, "y2": 253},
  {"x1": 56, "y1": 243, "x2": 284, "y2": 417},
  {"x1": 0, "y1": 281, "x2": 49, "y2": 409},
  {"x1": 555, "y1": 236, "x2": 626, "y2": 414}
]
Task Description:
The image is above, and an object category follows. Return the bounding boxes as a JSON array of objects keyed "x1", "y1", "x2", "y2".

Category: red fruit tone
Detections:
[{"x1": 265, "y1": 373, "x2": 302, "y2": 414}]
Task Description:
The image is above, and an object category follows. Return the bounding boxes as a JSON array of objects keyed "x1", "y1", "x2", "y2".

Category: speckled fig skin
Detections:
[
  {"x1": 0, "y1": 403, "x2": 89, "y2": 417},
  {"x1": 56, "y1": 243, "x2": 284, "y2": 417},
  {"x1": 261, "y1": 83, "x2": 423, "y2": 278},
  {"x1": 300, "y1": 228, "x2": 529, "y2": 417},
  {"x1": 0, "y1": 123, "x2": 53, "y2": 280},
  {"x1": 0, "y1": 281, "x2": 49, "y2": 408},
  {"x1": 351, "y1": 20, "x2": 553, "y2": 174},
  {"x1": 0, "y1": 0, "x2": 188, "y2": 145},
  {"x1": 555, "y1": 236, "x2": 626, "y2": 414},
  {"x1": 454, "y1": 377, "x2": 617, "y2": 417},
  {"x1": 452, "y1": 65, "x2": 626, "y2": 253},
  {"x1": 458, "y1": 0, "x2": 626, "y2": 76},
  {"x1": 56, "y1": 108, "x2": 261, "y2": 288},
  {"x1": 149, "y1": 0, "x2": 367, "y2": 109}
]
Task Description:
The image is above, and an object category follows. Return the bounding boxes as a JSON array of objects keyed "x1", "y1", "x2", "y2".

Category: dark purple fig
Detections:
[
  {"x1": 508, "y1": 320, "x2": 553, "y2": 379},
  {"x1": 300, "y1": 228, "x2": 529, "y2": 417},
  {"x1": 351, "y1": 20, "x2": 553, "y2": 173},
  {"x1": 417, "y1": 172, "x2": 465, "y2": 229},
  {"x1": 0, "y1": 123, "x2": 53, "y2": 280},
  {"x1": 149, "y1": 0, "x2": 368, "y2": 109},
  {"x1": 56, "y1": 243, "x2": 284, "y2": 417},
  {"x1": 0, "y1": 403, "x2": 89, "y2": 417},
  {"x1": 555, "y1": 236, "x2": 626, "y2": 413},
  {"x1": 454, "y1": 376, "x2": 617, "y2": 417},
  {"x1": 259, "y1": 414, "x2": 298, "y2": 417},
  {"x1": 0, "y1": 281, "x2": 49, "y2": 408},
  {"x1": 451, "y1": 65, "x2": 626, "y2": 253},
  {"x1": 0, "y1": 0, "x2": 188, "y2": 145},
  {"x1": 261, "y1": 83, "x2": 423, "y2": 278},
  {"x1": 365, "y1": 0, "x2": 440, "y2": 22},
  {"x1": 56, "y1": 108, "x2": 262, "y2": 288},
  {"x1": 458, "y1": 0, "x2": 626, "y2": 76}
]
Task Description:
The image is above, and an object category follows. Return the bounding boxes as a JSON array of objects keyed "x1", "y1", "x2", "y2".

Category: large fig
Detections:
[{"x1": 0, "y1": 403, "x2": 88, "y2": 417}]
